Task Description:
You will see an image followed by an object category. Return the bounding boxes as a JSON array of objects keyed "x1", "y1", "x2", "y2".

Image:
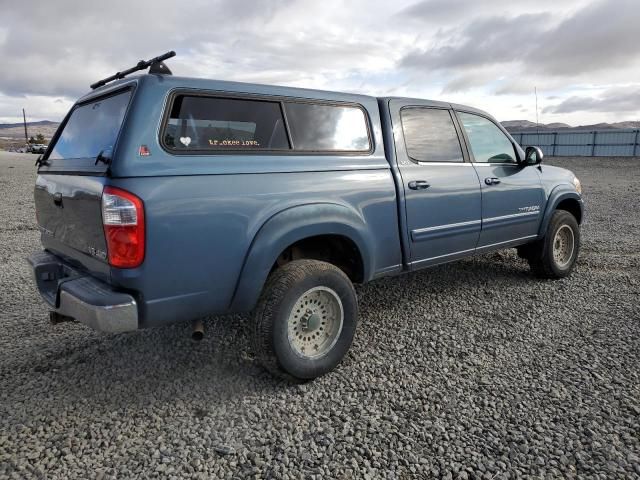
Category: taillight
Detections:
[{"x1": 102, "y1": 186, "x2": 145, "y2": 268}]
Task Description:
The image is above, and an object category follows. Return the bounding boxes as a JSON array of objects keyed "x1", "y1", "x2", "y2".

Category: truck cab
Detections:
[{"x1": 381, "y1": 98, "x2": 551, "y2": 268}]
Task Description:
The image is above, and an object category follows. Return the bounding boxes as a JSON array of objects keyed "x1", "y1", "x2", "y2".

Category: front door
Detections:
[
  {"x1": 392, "y1": 102, "x2": 482, "y2": 268},
  {"x1": 456, "y1": 111, "x2": 545, "y2": 250}
]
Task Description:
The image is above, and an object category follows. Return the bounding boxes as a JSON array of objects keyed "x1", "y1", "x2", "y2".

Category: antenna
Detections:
[{"x1": 535, "y1": 86, "x2": 540, "y2": 144}]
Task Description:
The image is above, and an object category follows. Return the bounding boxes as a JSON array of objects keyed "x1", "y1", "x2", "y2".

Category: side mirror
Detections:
[{"x1": 524, "y1": 146, "x2": 544, "y2": 165}]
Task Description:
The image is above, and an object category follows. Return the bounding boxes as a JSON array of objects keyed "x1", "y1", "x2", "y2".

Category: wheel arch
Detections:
[
  {"x1": 229, "y1": 203, "x2": 375, "y2": 312},
  {"x1": 538, "y1": 186, "x2": 584, "y2": 237},
  {"x1": 556, "y1": 197, "x2": 583, "y2": 225}
]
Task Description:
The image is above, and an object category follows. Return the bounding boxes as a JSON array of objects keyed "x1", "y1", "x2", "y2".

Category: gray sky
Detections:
[{"x1": 0, "y1": 0, "x2": 638, "y2": 125}]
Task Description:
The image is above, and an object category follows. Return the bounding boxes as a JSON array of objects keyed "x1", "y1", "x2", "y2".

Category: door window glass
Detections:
[
  {"x1": 458, "y1": 112, "x2": 516, "y2": 163},
  {"x1": 401, "y1": 108, "x2": 463, "y2": 163}
]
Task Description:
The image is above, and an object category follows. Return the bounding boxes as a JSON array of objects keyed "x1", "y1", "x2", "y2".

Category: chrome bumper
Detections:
[{"x1": 28, "y1": 251, "x2": 138, "y2": 333}]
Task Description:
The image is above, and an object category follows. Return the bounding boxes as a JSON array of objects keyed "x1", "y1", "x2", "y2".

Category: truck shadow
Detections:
[{"x1": 5, "y1": 251, "x2": 537, "y2": 419}]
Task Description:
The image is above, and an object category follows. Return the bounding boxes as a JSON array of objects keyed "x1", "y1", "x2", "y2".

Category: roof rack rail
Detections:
[{"x1": 90, "y1": 51, "x2": 176, "y2": 90}]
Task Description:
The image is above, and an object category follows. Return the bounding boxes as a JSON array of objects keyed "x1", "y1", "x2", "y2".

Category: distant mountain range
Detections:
[
  {"x1": 0, "y1": 121, "x2": 60, "y2": 140},
  {"x1": 502, "y1": 120, "x2": 640, "y2": 131},
  {"x1": 0, "y1": 120, "x2": 59, "y2": 129}
]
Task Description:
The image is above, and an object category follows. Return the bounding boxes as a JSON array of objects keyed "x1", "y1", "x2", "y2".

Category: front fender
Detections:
[
  {"x1": 538, "y1": 185, "x2": 584, "y2": 236},
  {"x1": 229, "y1": 203, "x2": 376, "y2": 312}
]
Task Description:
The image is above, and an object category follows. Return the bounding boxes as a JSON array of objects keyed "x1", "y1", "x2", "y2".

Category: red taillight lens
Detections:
[{"x1": 102, "y1": 186, "x2": 145, "y2": 268}]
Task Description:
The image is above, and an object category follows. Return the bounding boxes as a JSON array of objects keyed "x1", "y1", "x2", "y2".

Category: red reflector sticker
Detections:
[{"x1": 139, "y1": 145, "x2": 151, "y2": 156}]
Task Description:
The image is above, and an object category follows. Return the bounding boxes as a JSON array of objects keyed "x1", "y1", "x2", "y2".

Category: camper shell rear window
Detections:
[
  {"x1": 161, "y1": 92, "x2": 372, "y2": 155},
  {"x1": 41, "y1": 88, "x2": 134, "y2": 173}
]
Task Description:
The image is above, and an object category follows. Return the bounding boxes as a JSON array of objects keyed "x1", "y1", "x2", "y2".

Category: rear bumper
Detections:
[{"x1": 27, "y1": 251, "x2": 138, "y2": 333}]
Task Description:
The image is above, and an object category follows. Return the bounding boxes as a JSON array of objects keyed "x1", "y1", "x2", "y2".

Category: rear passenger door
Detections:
[
  {"x1": 456, "y1": 111, "x2": 545, "y2": 250},
  {"x1": 391, "y1": 101, "x2": 482, "y2": 268}
]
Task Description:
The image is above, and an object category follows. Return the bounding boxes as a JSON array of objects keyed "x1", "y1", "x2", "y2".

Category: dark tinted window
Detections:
[
  {"x1": 284, "y1": 103, "x2": 370, "y2": 151},
  {"x1": 164, "y1": 96, "x2": 289, "y2": 150},
  {"x1": 458, "y1": 112, "x2": 516, "y2": 163},
  {"x1": 401, "y1": 108, "x2": 463, "y2": 163},
  {"x1": 48, "y1": 90, "x2": 131, "y2": 160}
]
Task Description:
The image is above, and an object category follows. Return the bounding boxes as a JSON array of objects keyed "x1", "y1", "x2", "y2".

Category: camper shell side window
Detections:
[{"x1": 160, "y1": 91, "x2": 373, "y2": 155}]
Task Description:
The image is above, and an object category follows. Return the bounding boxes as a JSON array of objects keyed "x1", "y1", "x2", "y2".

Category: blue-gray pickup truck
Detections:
[{"x1": 29, "y1": 53, "x2": 583, "y2": 380}]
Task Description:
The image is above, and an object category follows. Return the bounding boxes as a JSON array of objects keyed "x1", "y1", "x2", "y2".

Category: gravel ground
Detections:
[{"x1": 0, "y1": 152, "x2": 638, "y2": 479}]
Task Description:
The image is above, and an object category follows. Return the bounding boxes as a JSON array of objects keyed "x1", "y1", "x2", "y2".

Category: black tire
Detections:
[
  {"x1": 527, "y1": 210, "x2": 580, "y2": 279},
  {"x1": 251, "y1": 259, "x2": 358, "y2": 381}
]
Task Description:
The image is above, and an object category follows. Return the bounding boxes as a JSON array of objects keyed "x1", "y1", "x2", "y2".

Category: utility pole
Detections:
[{"x1": 22, "y1": 108, "x2": 29, "y2": 145}]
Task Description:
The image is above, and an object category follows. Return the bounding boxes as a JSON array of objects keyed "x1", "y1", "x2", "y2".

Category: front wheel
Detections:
[
  {"x1": 527, "y1": 210, "x2": 580, "y2": 278},
  {"x1": 251, "y1": 260, "x2": 358, "y2": 381}
]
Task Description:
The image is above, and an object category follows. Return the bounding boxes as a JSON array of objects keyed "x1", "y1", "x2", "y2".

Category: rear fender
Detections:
[
  {"x1": 229, "y1": 203, "x2": 375, "y2": 311},
  {"x1": 538, "y1": 185, "x2": 583, "y2": 237}
]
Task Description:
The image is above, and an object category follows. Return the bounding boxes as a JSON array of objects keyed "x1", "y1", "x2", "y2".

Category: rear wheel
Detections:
[
  {"x1": 527, "y1": 210, "x2": 580, "y2": 278},
  {"x1": 251, "y1": 260, "x2": 358, "y2": 381}
]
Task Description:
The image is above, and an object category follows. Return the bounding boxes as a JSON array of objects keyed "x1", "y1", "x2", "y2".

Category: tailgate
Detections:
[{"x1": 35, "y1": 174, "x2": 111, "y2": 279}]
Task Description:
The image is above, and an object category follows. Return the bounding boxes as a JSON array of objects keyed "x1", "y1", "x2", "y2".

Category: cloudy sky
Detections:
[{"x1": 0, "y1": 0, "x2": 638, "y2": 125}]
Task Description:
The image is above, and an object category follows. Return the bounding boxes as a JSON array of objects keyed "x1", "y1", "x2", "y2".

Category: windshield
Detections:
[{"x1": 48, "y1": 90, "x2": 132, "y2": 161}]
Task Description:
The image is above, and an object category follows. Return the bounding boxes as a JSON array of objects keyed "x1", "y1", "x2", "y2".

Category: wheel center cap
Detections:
[{"x1": 301, "y1": 311, "x2": 320, "y2": 332}]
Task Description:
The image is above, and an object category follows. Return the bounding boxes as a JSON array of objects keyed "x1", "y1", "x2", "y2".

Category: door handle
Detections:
[
  {"x1": 484, "y1": 177, "x2": 501, "y2": 186},
  {"x1": 408, "y1": 180, "x2": 430, "y2": 190}
]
